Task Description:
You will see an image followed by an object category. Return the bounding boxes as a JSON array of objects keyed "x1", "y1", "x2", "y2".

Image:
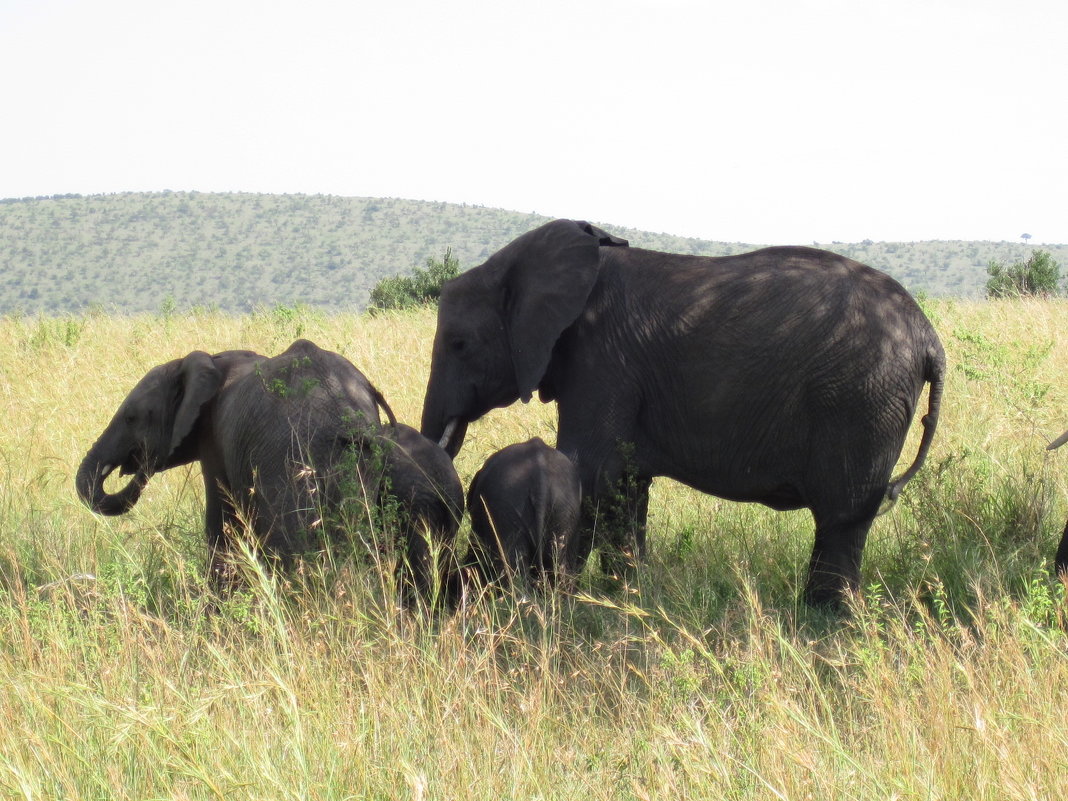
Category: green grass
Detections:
[{"x1": 1, "y1": 300, "x2": 1067, "y2": 799}]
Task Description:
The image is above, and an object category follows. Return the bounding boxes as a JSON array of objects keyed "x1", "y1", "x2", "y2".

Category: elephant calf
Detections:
[
  {"x1": 375, "y1": 423, "x2": 464, "y2": 603},
  {"x1": 76, "y1": 339, "x2": 444, "y2": 597},
  {"x1": 466, "y1": 438, "x2": 581, "y2": 590}
]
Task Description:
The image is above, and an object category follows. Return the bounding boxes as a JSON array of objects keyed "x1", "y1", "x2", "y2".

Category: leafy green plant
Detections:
[
  {"x1": 368, "y1": 248, "x2": 461, "y2": 312},
  {"x1": 985, "y1": 249, "x2": 1062, "y2": 298}
]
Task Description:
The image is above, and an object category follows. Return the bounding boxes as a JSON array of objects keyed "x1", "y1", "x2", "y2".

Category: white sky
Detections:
[{"x1": 1, "y1": 0, "x2": 1065, "y2": 244}]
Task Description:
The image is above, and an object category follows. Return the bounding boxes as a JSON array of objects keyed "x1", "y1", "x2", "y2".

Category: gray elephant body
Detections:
[
  {"x1": 375, "y1": 423, "x2": 464, "y2": 600},
  {"x1": 466, "y1": 437, "x2": 582, "y2": 588},
  {"x1": 421, "y1": 219, "x2": 946, "y2": 604},
  {"x1": 78, "y1": 339, "x2": 392, "y2": 583}
]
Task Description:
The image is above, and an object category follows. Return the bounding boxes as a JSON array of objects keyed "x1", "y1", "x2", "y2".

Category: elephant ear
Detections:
[
  {"x1": 581, "y1": 221, "x2": 629, "y2": 248},
  {"x1": 167, "y1": 351, "x2": 222, "y2": 461},
  {"x1": 504, "y1": 220, "x2": 628, "y2": 402}
]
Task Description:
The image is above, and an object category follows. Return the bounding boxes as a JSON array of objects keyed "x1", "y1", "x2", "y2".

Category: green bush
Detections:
[
  {"x1": 985, "y1": 249, "x2": 1062, "y2": 298},
  {"x1": 368, "y1": 248, "x2": 461, "y2": 312}
]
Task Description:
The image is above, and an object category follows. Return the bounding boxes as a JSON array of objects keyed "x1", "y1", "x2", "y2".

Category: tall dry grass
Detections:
[{"x1": 0, "y1": 299, "x2": 1066, "y2": 799}]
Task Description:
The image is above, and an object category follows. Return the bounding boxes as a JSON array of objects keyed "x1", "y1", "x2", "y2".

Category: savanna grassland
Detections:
[{"x1": 2, "y1": 300, "x2": 1068, "y2": 800}]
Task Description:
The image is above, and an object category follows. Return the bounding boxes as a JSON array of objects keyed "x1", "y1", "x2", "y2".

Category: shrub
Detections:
[
  {"x1": 368, "y1": 248, "x2": 461, "y2": 312},
  {"x1": 985, "y1": 250, "x2": 1062, "y2": 298}
]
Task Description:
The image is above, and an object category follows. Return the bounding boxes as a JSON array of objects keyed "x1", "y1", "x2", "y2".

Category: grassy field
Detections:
[{"x1": 1, "y1": 300, "x2": 1067, "y2": 799}]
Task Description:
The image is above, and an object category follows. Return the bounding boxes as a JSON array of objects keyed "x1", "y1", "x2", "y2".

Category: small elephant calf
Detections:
[
  {"x1": 375, "y1": 423, "x2": 464, "y2": 602},
  {"x1": 466, "y1": 437, "x2": 581, "y2": 590}
]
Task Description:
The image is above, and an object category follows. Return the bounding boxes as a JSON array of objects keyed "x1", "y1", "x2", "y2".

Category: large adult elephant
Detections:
[
  {"x1": 420, "y1": 219, "x2": 946, "y2": 605},
  {"x1": 77, "y1": 339, "x2": 397, "y2": 587}
]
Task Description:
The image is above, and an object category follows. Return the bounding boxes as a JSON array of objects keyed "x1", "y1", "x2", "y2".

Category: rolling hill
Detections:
[{"x1": 1, "y1": 192, "x2": 1064, "y2": 314}]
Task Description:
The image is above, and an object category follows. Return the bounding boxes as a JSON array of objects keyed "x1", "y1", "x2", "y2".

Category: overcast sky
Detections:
[{"x1": 2, "y1": 0, "x2": 1065, "y2": 244}]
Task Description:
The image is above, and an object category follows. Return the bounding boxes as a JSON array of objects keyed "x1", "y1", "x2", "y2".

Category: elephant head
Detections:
[
  {"x1": 420, "y1": 219, "x2": 627, "y2": 456},
  {"x1": 76, "y1": 351, "x2": 223, "y2": 515}
]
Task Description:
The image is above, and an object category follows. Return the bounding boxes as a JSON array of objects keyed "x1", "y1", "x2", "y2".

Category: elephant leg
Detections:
[
  {"x1": 204, "y1": 481, "x2": 244, "y2": 596},
  {"x1": 565, "y1": 467, "x2": 651, "y2": 579},
  {"x1": 400, "y1": 520, "x2": 436, "y2": 606},
  {"x1": 1055, "y1": 518, "x2": 1068, "y2": 577},
  {"x1": 598, "y1": 474, "x2": 652, "y2": 577},
  {"x1": 803, "y1": 492, "x2": 883, "y2": 608}
]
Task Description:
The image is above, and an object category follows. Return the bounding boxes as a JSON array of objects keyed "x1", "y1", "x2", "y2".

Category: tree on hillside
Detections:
[
  {"x1": 368, "y1": 248, "x2": 462, "y2": 312},
  {"x1": 985, "y1": 250, "x2": 1062, "y2": 298}
]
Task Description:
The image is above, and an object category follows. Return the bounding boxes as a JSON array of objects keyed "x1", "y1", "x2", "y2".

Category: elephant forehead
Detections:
[
  {"x1": 130, "y1": 361, "x2": 180, "y2": 395},
  {"x1": 440, "y1": 268, "x2": 498, "y2": 305}
]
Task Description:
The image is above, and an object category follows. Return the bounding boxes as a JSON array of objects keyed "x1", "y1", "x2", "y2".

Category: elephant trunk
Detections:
[
  {"x1": 421, "y1": 379, "x2": 468, "y2": 458},
  {"x1": 75, "y1": 449, "x2": 150, "y2": 516}
]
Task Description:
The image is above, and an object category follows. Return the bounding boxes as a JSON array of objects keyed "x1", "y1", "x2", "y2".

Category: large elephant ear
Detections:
[
  {"x1": 581, "y1": 221, "x2": 629, "y2": 248},
  {"x1": 504, "y1": 220, "x2": 628, "y2": 401},
  {"x1": 168, "y1": 351, "x2": 222, "y2": 460}
]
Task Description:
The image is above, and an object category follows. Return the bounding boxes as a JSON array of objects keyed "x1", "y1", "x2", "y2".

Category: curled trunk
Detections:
[{"x1": 75, "y1": 450, "x2": 150, "y2": 516}]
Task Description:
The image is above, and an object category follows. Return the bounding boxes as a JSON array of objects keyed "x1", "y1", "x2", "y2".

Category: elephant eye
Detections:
[{"x1": 449, "y1": 338, "x2": 466, "y2": 353}]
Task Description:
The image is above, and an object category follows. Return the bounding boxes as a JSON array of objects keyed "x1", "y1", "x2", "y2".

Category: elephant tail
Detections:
[
  {"x1": 373, "y1": 385, "x2": 397, "y2": 428},
  {"x1": 884, "y1": 344, "x2": 946, "y2": 507}
]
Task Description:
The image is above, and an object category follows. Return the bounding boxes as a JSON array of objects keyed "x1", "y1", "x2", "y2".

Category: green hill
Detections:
[{"x1": 1, "y1": 192, "x2": 1064, "y2": 314}]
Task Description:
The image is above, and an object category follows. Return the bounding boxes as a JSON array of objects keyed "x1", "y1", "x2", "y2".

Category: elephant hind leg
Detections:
[{"x1": 803, "y1": 492, "x2": 884, "y2": 608}]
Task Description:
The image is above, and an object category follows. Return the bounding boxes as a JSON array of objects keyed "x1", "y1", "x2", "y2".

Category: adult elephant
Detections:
[
  {"x1": 420, "y1": 219, "x2": 946, "y2": 606},
  {"x1": 1047, "y1": 429, "x2": 1068, "y2": 575},
  {"x1": 77, "y1": 339, "x2": 396, "y2": 587}
]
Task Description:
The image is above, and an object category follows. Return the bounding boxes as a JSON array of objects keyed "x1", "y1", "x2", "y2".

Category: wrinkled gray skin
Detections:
[
  {"x1": 421, "y1": 219, "x2": 946, "y2": 606},
  {"x1": 1048, "y1": 429, "x2": 1068, "y2": 575},
  {"x1": 77, "y1": 339, "x2": 394, "y2": 586},
  {"x1": 374, "y1": 423, "x2": 464, "y2": 603},
  {"x1": 466, "y1": 437, "x2": 582, "y2": 590}
]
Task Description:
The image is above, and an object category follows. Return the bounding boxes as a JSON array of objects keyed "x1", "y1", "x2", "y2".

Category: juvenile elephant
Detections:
[
  {"x1": 466, "y1": 437, "x2": 581, "y2": 590},
  {"x1": 421, "y1": 219, "x2": 946, "y2": 606},
  {"x1": 77, "y1": 339, "x2": 395, "y2": 587},
  {"x1": 1047, "y1": 429, "x2": 1068, "y2": 575},
  {"x1": 375, "y1": 423, "x2": 464, "y2": 602}
]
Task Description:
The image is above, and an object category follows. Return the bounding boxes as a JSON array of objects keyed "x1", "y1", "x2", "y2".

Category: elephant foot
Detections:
[{"x1": 801, "y1": 571, "x2": 861, "y2": 615}]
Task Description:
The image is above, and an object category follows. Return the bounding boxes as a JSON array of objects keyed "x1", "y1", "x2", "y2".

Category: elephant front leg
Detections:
[
  {"x1": 597, "y1": 473, "x2": 651, "y2": 578},
  {"x1": 557, "y1": 394, "x2": 648, "y2": 581},
  {"x1": 565, "y1": 466, "x2": 651, "y2": 581},
  {"x1": 204, "y1": 481, "x2": 244, "y2": 597}
]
